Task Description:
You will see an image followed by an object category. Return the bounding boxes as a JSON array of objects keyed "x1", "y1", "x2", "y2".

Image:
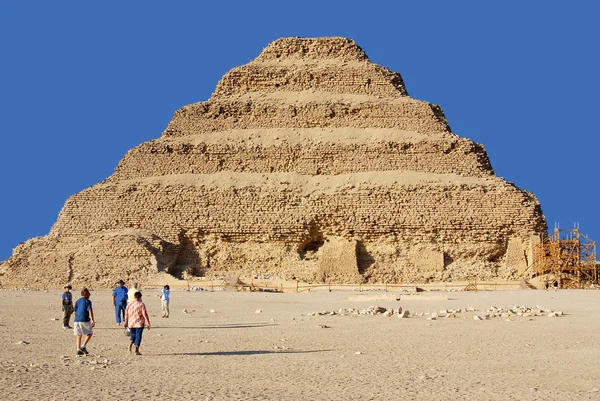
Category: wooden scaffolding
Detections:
[{"x1": 533, "y1": 224, "x2": 597, "y2": 289}]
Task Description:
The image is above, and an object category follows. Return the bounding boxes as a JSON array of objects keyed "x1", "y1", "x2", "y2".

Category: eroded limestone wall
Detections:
[
  {"x1": 163, "y1": 97, "x2": 451, "y2": 137},
  {"x1": 213, "y1": 63, "x2": 408, "y2": 98},
  {"x1": 51, "y1": 175, "x2": 543, "y2": 243},
  {"x1": 24, "y1": 172, "x2": 544, "y2": 284},
  {"x1": 254, "y1": 37, "x2": 369, "y2": 62},
  {"x1": 1, "y1": 230, "x2": 177, "y2": 287},
  {"x1": 111, "y1": 136, "x2": 493, "y2": 181}
]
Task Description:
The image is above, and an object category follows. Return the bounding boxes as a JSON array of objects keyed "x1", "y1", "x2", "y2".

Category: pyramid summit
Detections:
[{"x1": 1, "y1": 37, "x2": 546, "y2": 287}]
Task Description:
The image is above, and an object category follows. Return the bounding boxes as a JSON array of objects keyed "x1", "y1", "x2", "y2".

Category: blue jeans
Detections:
[
  {"x1": 115, "y1": 301, "x2": 126, "y2": 323},
  {"x1": 129, "y1": 327, "x2": 144, "y2": 346}
]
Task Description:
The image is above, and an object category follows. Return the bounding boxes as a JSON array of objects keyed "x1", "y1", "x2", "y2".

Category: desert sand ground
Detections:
[{"x1": 2, "y1": 288, "x2": 600, "y2": 400}]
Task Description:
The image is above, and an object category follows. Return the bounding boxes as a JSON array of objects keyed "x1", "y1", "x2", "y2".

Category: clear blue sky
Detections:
[{"x1": 1, "y1": 1, "x2": 599, "y2": 261}]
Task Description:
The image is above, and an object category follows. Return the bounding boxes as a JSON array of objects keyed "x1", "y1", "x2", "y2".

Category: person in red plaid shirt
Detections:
[{"x1": 124, "y1": 291, "x2": 151, "y2": 355}]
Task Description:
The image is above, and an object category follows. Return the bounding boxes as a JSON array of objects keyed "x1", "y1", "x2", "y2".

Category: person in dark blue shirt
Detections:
[
  {"x1": 112, "y1": 280, "x2": 128, "y2": 325},
  {"x1": 73, "y1": 288, "x2": 95, "y2": 355}
]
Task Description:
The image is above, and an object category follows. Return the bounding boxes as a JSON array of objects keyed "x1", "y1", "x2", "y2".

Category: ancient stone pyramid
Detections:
[{"x1": 1, "y1": 37, "x2": 546, "y2": 287}]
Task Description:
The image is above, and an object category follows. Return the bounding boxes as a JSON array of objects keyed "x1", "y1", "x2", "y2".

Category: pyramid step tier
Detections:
[
  {"x1": 255, "y1": 37, "x2": 369, "y2": 62},
  {"x1": 213, "y1": 62, "x2": 407, "y2": 98},
  {"x1": 112, "y1": 129, "x2": 492, "y2": 180},
  {"x1": 52, "y1": 172, "x2": 545, "y2": 245},
  {"x1": 163, "y1": 92, "x2": 451, "y2": 137}
]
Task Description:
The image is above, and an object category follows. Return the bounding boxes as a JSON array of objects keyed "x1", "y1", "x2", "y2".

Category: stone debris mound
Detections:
[
  {"x1": 1, "y1": 37, "x2": 546, "y2": 288},
  {"x1": 303, "y1": 305, "x2": 563, "y2": 321}
]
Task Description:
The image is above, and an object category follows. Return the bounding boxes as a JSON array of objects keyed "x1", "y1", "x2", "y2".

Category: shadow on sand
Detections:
[
  {"x1": 155, "y1": 349, "x2": 332, "y2": 357},
  {"x1": 160, "y1": 322, "x2": 277, "y2": 329},
  {"x1": 98, "y1": 322, "x2": 277, "y2": 330}
]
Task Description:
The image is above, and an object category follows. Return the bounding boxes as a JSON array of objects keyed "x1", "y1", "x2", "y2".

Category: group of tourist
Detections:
[{"x1": 61, "y1": 281, "x2": 171, "y2": 356}]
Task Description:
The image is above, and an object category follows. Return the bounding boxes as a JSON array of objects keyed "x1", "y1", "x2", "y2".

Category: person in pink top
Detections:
[{"x1": 124, "y1": 291, "x2": 151, "y2": 355}]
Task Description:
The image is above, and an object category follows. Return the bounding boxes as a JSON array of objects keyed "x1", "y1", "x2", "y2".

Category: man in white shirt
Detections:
[{"x1": 127, "y1": 283, "x2": 139, "y2": 303}]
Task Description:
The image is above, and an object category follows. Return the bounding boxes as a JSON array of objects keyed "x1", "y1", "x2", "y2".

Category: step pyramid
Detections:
[{"x1": 1, "y1": 37, "x2": 546, "y2": 287}]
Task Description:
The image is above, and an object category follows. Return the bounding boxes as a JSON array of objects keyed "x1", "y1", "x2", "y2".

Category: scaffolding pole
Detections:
[{"x1": 533, "y1": 225, "x2": 597, "y2": 289}]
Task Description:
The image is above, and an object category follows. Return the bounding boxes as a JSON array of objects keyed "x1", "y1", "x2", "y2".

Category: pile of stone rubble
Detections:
[{"x1": 304, "y1": 305, "x2": 564, "y2": 320}]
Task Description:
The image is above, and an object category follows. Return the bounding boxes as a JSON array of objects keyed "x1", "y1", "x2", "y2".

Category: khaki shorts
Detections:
[{"x1": 73, "y1": 322, "x2": 93, "y2": 336}]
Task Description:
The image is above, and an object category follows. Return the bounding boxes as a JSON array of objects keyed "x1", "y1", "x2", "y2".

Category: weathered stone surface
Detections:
[
  {"x1": 315, "y1": 237, "x2": 362, "y2": 283},
  {"x1": 0, "y1": 37, "x2": 546, "y2": 288},
  {"x1": 503, "y1": 237, "x2": 529, "y2": 276}
]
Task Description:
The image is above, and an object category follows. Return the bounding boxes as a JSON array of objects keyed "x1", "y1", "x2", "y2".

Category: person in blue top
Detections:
[
  {"x1": 112, "y1": 280, "x2": 128, "y2": 326},
  {"x1": 160, "y1": 285, "x2": 170, "y2": 318},
  {"x1": 73, "y1": 288, "x2": 95, "y2": 356}
]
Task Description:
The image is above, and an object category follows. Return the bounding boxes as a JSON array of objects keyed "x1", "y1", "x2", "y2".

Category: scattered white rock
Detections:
[
  {"x1": 210, "y1": 309, "x2": 216, "y2": 313},
  {"x1": 255, "y1": 309, "x2": 262, "y2": 314},
  {"x1": 355, "y1": 351, "x2": 361, "y2": 355},
  {"x1": 298, "y1": 304, "x2": 565, "y2": 322},
  {"x1": 183, "y1": 309, "x2": 188, "y2": 313}
]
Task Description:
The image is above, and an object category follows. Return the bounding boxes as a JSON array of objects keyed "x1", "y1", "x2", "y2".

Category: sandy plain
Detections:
[{"x1": 1, "y1": 288, "x2": 600, "y2": 400}]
